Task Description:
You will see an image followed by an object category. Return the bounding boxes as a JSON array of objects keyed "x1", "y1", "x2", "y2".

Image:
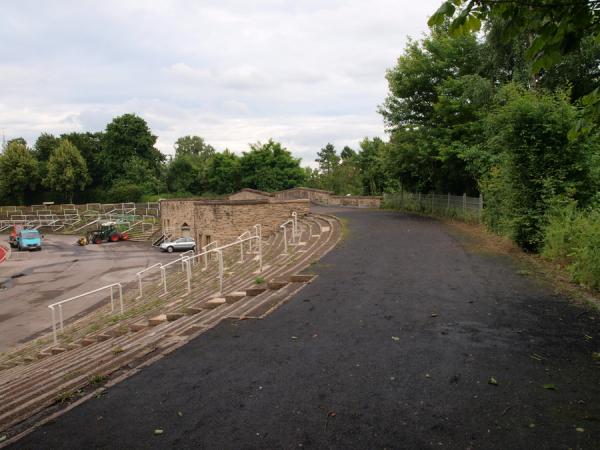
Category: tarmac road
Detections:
[{"x1": 12, "y1": 208, "x2": 600, "y2": 449}]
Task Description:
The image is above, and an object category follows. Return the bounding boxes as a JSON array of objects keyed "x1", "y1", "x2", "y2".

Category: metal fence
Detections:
[{"x1": 383, "y1": 191, "x2": 483, "y2": 222}]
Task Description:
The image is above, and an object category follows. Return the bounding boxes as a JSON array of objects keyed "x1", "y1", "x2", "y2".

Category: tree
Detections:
[
  {"x1": 174, "y1": 136, "x2": 216, "y2": 161},
  {"x1": 100, "y1": 114, "x2": 164, "y2": 184},
  {"x1": 315, "y1": 143, "x2": 340, "y2": 175},
  {"x1": 33, "y1": 133, "x2": 60, "y2": 161},
  {"x1": 205, "y1": 150, "x2": 241, "y2": 194},
  {"x1": 429, "y1": 0, "x2": 600, "y2": 134},
  {"x1": 166, "y1": 155, "x2": 203, "y2": 194},
  {"x1": 60, "y1": 132, "x2": 104, "y2": 187},
  {"x1": 239, "y1": 140, "x2": 305, "y2": 191},
  {"x1": 0, "y1": 141, "x2": 39, "y2": 205},
  {"x1": 43, "y1": 139, "x2": 90, "y2": 203}
]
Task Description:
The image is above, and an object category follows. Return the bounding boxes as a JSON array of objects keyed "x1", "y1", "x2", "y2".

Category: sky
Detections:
[{"x1": 0, "y1": 0, "x2": 440, "y2": 166}]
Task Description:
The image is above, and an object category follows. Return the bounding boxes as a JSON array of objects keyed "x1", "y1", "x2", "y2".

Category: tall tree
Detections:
[
  {"x1": 60, "y1": 132, "x2": 104, "y2": 187},
  {"x1": 174, "y1": 136, "x2": 216, "y2": 161},
  {"x1": 206, "y1": 150, "x2": 241, "y2": 194},
  {"x1": 100, "y1": 114, "x2": 164, "y2": 184},
  {"x1": 315, "y1": 143, "x2": 340, "y2": 175},
  {"x1": 239, "y1": 140, "x2": 305, "y2": 191},
  {"x1": 33, "y1": 133, "x2": 60, "y2": 161},
  {"x1": 0, "y1": 141, "x2": 39, "y2": 205},
  {"x1": 43, "y1": 139, "x2": 90, "y2": 203}
]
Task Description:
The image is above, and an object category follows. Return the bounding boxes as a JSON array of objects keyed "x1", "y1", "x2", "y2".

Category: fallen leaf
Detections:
[
  {"x1": 425, "y1": 373, "x2": 431, "y2": 378},
  {"x1": 0, "y1": 435, "x2": 6, "y2": 443},
  {"x1": 542, "y1": 383, "x2": 556, "y2": 390},
  {"x1": 291, "y1": 336, "x2": 298, "y2": 340},
  {"x1": 154, "y1": 429, "x2": 164, "y2": 435},
  {"x1": 592, "y1": 352, "x2": 600, "y2": 361},
  {"x1": 576, "y1": 427, "x2": 585, "y2": 432},
  {"x1": 328, "y1": 411, "x2": 336, "y2": 417},
  {"x1": 488, "y1": 377, "x2": 498, "y2": 386},
  {"x1": 430, "y1": 313, "x2": 438, "y2": 317},
  {"x1": 177, "y1": 411, "x2": 183, "y2": 417},
  {"x1": 392, "y1": 336, "x2": 400, "y2": 341}
]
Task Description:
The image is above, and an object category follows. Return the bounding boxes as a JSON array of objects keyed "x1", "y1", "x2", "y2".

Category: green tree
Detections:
[
  {"x1": 174, "y1": 136, "x2": 216, "y2": 161},
  {"x1": 33, "y1": 133, "x2": 60, "y2": 161},
  {"x1": 100, "y1": 114, "x2": 164, "y2": 184},
  {"x1": 239, "y1": 140, "x2": 305, "y2": 191},
  {"x1": 166, "y1": 155, "x2": 203, "y2": 194},
  {"x1": 0, "y1": 141, "x2": 39, "y2": 205},
  {"x1": 315, "y1": 143, "x2": 340, "y2": 175},
  {"x1": 60, "y1": 132, "x2": 104, "y2": 188},
  {"x1": 480, "y1": 85, "x2": 592, "y2": 250},
  {"x1": 206, "y1": 150, "x2": 241, "y2": 194},
  {"x1": 43, "y1": 139, "x2": 90, "y2": 203}
]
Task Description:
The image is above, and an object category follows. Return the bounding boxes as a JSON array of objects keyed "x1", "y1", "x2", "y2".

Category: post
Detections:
[
  {"x1": 292, "y1": 212, "x2": 298, "y2": 242},
  {"x1": 218, "y1": 249, "x2": 224, "y2": 294},
  {"x1": 431, "y1": 192, "x2": 434, "y2": 213},
  {"x1": 186, "y1": 259, "x2": 192, "y2": 294},
  {"x1": 282, "y1": 226, "x2": 288, "y2": 254},
  {"x1": 418, "y1": 192, "x2": 421, "y2": 210},
  {"x1": 463, "y1": 193, "x2": 467, "y2": 216},
  {"x1": 239, "y1": 239, "x2": 244, "y2": 262},
  {"x1": 161, "y1": 267, "x2": 168, "y2": 295},
  {"x1": 118, "y1": 284, "x2": 123, "y2": 313},
  {"x1": 479, "y1": 193, "x2": 483, "y2": 222},
  {"x1": 58, "y1": 304, "x2": 64, "y2": 332},
  {"x1": 50, "y1": 306, "x2": 57, "y2": 345},
  {"x1": 110, "y1": 285, "x2": 115, "y2": 312}
]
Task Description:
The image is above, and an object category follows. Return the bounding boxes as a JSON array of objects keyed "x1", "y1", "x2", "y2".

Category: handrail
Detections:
[
  {"x1": 48, "y1": 283, "x2": 123, "y2": 344},
  {"x1": 136, "y1": 263, "x2": 163, "y2": 299}
]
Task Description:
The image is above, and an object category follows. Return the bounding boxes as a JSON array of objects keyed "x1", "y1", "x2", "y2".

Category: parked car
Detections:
[
  {"x1": 10, "y1": 227, "x2": 42, "y2": 251},
  {"x1": 160, "y1": 237, "x2": 196, "y2": 253}
]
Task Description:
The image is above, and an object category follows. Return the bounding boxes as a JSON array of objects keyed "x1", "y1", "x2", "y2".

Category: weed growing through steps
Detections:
[
  {"x1": 89, "y1": 374, "x2": 107, "y2": 385},
  {"x1": 255, "y1": 276, "x2": 265, "y2": 284}
]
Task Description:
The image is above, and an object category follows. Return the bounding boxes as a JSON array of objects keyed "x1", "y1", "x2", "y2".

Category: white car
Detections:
[{"x1": 160, "y1": 237, "x2": 196, "y2": 253}]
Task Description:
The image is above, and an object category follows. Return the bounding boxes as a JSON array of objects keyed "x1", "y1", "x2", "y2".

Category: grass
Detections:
[
  {"x1": 254, "y1": 276, "x2": 265, "y2": 284},
  {"x1": 89, "y1": 374, "x2": 107, "y2": 385}
]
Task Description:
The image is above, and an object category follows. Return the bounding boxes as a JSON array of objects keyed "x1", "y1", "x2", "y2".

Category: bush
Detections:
[
  {"x1": 105, "y1": 183, "x2": 144, "y2": 203},
  {"x1": 542, "y1": 203, "x2": 600, "y2": 290}
]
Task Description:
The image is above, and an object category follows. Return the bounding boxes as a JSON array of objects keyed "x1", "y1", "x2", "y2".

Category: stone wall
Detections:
[
  {"x1": 160, "y1": 198, "x2": 309, "y2": 247},
  {"x1": 275, "y1": 187, "x2": 333, "y2": 204},
  {"x1": 328, "y1": 196, "x2": 383, "y2": 208},
  {"x1": 160, "y1": 199, "x2": 195, "y2": 237},
  {"x1": 228, "y1": 188, "x2": 274, "y2": 201}
]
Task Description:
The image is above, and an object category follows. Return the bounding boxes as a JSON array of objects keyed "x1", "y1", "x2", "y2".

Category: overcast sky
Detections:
[{"x1": 0, "y1": 0, "x2": 439, "y2": 166}]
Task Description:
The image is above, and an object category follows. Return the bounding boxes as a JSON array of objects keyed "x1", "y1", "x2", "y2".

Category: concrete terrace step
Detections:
[{"x1": 0, "y1": 214, "x2": 341, "y2": 433}]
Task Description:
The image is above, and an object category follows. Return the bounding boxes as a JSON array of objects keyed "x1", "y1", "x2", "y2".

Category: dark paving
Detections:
[{"x1": 12, "y1": 209, "x2": 600, "y2": 449}]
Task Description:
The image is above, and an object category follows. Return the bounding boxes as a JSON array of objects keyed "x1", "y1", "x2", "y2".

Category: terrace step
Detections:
[
  {"x1": 224, "y1": 291, "x2": 246, "y2": 303},
  {"x1": 245, "y1": 287, "x2": 267, "y2": 296},
  {"x1": 289, "y1": 274, "x2": 316, "y2": 283},
  {"x1": 204, "y1": 297, "x2": 227, "y2": 309},
  {"x1": 148, "y1": 315, "x2": 167, "y2": 326}
]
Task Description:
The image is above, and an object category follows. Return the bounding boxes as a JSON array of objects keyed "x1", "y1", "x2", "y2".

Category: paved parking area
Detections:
[{"x1": 0, "y1": 235, "x2": 174, "y2": 352}]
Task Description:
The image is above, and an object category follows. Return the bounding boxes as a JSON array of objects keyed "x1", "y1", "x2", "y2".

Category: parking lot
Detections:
[{"x1": 0, "y1": 234, "x2": 175, "y2": 352}]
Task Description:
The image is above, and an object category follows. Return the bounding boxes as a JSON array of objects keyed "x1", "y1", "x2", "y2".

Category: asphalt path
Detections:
[{"x1": 12, "y1": 208, "x2": 600, "y2": 449}]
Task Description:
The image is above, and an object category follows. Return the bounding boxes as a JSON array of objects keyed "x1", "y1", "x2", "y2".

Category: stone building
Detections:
[
  {"x1": 274, "y1": 187, "x2": 333, "y2": 204},
  {"x1": 160, "y1": 198, "x2": 309, "y2": 247}
]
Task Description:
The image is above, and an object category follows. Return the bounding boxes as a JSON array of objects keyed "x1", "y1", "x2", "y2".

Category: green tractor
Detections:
[{"x1": 87, "y1": 221, "x2": 129, "y2": 245}]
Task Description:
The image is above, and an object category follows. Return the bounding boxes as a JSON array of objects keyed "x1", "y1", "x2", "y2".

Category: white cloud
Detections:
[{"x1": 0, "y1": 0, "x2": 440, "y2": 163}]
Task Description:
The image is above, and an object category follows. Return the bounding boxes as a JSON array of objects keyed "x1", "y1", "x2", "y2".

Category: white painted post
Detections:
[
  {"x1": 218, "y1": 249, "x2": 224, "y2": 294},
  {"x1": 239, "y1": 239, "x2": 244, "y2": 262},
  {"x1": 58, "y1": 304, "x2": 64, "y2": 332},
  {"x1": 186, "y1": 259, "x2": 192, "y2": 294},
  {"x1": 110, "y1": 286, "x2": 115, "y2": 312},
  {"x1": 463, "y1": 193, "x2": 467, "y2": 216},
  {"x1": 161, "y1": 267, "x2": 168, "y2": 295},
  {"x1": 118, "y1": 284, "x2": 123, "y2": 314},
  {"x1": 50, "y1": 306, "x2": 57, "y2": 345},
  {"x1": 282, "y1": 226, "x2": 288, "y2": 254},
  {"x1": 292, "y1": 212, "x2": 298, "y2": 242}
]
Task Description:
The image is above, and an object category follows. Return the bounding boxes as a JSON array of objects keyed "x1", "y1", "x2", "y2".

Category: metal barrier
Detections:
[
  {"x1": 48, "y1": 283, "x2": 123, "y2": 344},
  {"x1": 136, "y1": 263, "x2": 163, "y2": 299}
]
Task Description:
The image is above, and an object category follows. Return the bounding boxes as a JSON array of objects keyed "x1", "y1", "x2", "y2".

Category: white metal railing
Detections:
[
  {"x1": 136, "y1": 263, "x2": 163, "y2": 299},
  {"x1": 48, "y1": 283, "x2": 123, "y2": 344}
]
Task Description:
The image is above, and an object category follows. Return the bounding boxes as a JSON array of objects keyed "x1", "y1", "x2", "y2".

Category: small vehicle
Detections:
[
  {"x1": 10, "y1": 227, "x2": 42, "y2": 251},
  {"x1": 160, "y1": 237, "x2": 196, "y2": 253},
  {"x1": 87, "y1": 222, "x2": 129, "y2": 245}
]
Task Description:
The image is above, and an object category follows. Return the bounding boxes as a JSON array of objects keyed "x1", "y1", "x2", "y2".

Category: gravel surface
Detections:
[{"x1": 12, "y1": 208, "x2": 600, "y2": 449}]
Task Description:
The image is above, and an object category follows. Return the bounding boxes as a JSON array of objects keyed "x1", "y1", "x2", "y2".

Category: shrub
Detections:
[{"x1": 105, "y1": 182, "x2": 143, "y2": 203}]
